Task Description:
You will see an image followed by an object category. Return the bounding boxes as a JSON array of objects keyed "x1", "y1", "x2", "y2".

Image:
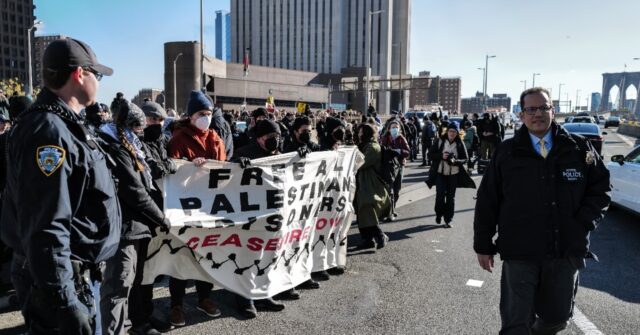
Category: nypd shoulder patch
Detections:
[{"x1": 36, "y1": 145, "x2": 66, "y2": 177}]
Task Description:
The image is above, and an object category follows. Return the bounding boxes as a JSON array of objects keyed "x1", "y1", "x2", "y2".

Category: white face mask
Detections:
[{"x1": 194, "y1": 115, "x2": 212, "y2": 131}]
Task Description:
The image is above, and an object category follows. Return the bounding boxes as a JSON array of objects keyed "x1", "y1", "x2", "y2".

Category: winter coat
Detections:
[
  {"x1": 210, "y1": 108, "x2": 234, "y2": 159},
  {"x1": 380, "y1": 134, "x2": 410, "y2": 165},
  {"x1": 426, "y1": 137, "x2": 475, "y2": 189},
  {"x1": 167, "y1": 123, "x2": 227, "y2": 161},
  {"x1": 283, "y1": 135, "x2": 320, "y2": 154},
  {"x1": 100, "y1": 131, "x2": 168, "y2": 240},
  {"x1": 142, "y1": 133, "x2": 177, "y2": 208},
  {"x1": 353, "y1": 141, "x2": 390, "y2": 227},
  {"x1": 462, "y1": 126, "x2": 478, "y2": 150},
  {"x1": 473, "y1": 122, "x2": 610, "y2": 260}
]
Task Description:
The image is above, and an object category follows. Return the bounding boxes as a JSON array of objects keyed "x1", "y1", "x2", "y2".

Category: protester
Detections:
[
  {"x1": 354, "y1": 123, "x2": 391, "y2": 249},
  {"x1": 99, "y1": 101, "x2": 170, "y2": 335},
  {"x1": 208, "y1": 102, "x2": 234, "y2": 159},
  {"x1": 320, "y1": 116, "x2": 346, "y2": 151},
  {"x1": 166, "y1": 90, "x2": 226, "y2": 327},
  {"x1": 0, "y1": 115, "x2": 10, "y2": 135},
  {"x1": 110, "y1": 92, "x2": 126, "y2": 120},
  {"x1": 84, "y1": 102, "x2": 111, "y2": 135},
  {"x1": 462, "y1": 120, "x2": 479, "y2": 171},
  {"x1": 233, "y1": 120, "x2": 288, "y2": 318},
  {"x1": 474, "y1": 87, "x2": 610, "y2": 334},
  {"x1": 0, "y1": 89, "x2": 9, "y2": 119},
  {"x1": 234, "y1": 107, "x2": 268, "y2": 154},
  {"x1": 380, "y1": 120, "x2": 410, "y2": 221},
  {"x1": 478, "y1": 113, "x2": 500, "y2": 160},
  {"x1": 426, "y1": 121, "x2": 474, "y2": 227},
  {"x1": 421, "y1": 116, "x2": 437, "y2": 166},
  {"x1": 283, "y1": 116, "x2": 320, "y2": 153},
  {"x1": 1, "y1": 37, "x2": 121, "y2": 335}
]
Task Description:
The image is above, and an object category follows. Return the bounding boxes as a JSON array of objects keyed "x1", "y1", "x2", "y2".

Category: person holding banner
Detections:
[
  {"x1": 283, "y1": 116, "x2": 320, "y2": 155},
  {"x1": 165, "y1": 91, "x2": 227, "y2": 327},
  {"x1": 354, "y1": 123, "x2": 391, "y2": 249},
  {"x1": 99, "y1": 101, "x2": 172, "y2": 335},
  {"x1": 233, "y1": 119, "x2": 288, "y2": 318}
]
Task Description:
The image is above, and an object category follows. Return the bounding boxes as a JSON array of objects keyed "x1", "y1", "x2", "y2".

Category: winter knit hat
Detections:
[
  {"x1": 186, "y1": 90, "x2": 213, "y2": 116},
  {"x1": 447, "y1": 121, "x2": 460, "y2": 132},
  {"x1": 117, "y1": 100, "x2": 146, "y2": 129},
  {"x1": 255, "y1": 120, "x2": 281, "y2": 138}
]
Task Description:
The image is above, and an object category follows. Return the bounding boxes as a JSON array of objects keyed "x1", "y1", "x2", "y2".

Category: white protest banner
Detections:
[{"x1": 142, "y1": 147, "x2": 363, "y2": 299}]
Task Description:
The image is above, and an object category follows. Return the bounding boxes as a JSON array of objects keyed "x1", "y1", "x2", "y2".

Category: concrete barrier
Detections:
[{"x1": 618, "y1": 124, "x2": 640, "y2": 138}]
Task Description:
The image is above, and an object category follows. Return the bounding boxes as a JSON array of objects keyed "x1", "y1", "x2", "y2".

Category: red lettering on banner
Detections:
[
  {"x1": 316, "y1": 218, "x2": 328, "y2": 230},
  {"x1": 202, "y1": 234, "x2": 220, "y2": 247},
  {"x1": 302, "y1": 226, "x2": 311, "y2": 240},
  {"x1": 265, "y1": 238, "x2": 279, "y2": 251},
  {"x1": 331, "y1": 218, "x2": 342, "y2": 227},
  {"x1": 187, "y1": 237, "x2": 200, "y2": 249},
  {"x1": 288, "y1": 229, "x2": 302, "y2": 243},
  {"x1": 247, "y1": 237, "x2": 264, "y2": 251},
  {"x1": 220, "y1": 234, "x2": 242, "y2": 247}
]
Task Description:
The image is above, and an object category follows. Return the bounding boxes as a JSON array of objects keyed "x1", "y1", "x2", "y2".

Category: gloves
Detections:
[
  {"x1": 297, "y1": 146, "x2": 309, "y2": 159},
  {"x1": 160, "y1": 217, "x2": 171, "y2": 234},
  {"x1": 57, "y1": 304, "x2": 92, "y2": 335},
  {"x1": 238, "y1": 157, "x2": 252, "y2": 169}
]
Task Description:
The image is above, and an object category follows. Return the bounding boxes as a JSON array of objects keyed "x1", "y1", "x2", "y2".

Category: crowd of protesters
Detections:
[{"x1": 0, "y1": 39, "x2": 513, "y2": 335}]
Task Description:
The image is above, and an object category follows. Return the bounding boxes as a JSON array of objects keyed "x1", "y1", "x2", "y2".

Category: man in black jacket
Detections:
[
  {"x1": 283, "y1": 116, "x2": 320, "y2": 154},
  {"x1": 474, "y1": 87, "x2": 610, "y2": 335},
  {"x1": 478, "y1": 113, "x2": 500, "y2": 159}
]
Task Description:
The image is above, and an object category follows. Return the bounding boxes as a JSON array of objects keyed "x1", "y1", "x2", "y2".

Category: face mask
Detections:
[
  {"x1": 195, "y1": 115, "x2": 212, "y2": 131},
  {"x1": 299, "y1": 131, "x2": 311, "y2": 143},
  {"x1": 144, "y1": 124, "x2": 163, "y2": 141},
  {"x1": 265, "y1": 137, "x2": 279, "y2": 152},
  {"x1": 390, "y1": 128, "x2": 399, "y2": 138}
]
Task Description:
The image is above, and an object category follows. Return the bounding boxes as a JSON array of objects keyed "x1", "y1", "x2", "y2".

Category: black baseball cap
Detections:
[{"x1": 43, "y1": 38, "x2": 113, "y2": 76}]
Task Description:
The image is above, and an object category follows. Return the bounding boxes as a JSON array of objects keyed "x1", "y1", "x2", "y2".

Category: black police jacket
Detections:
[
  {"x1": 0, "y1": 88, "x2": 121, "y2": 307},
  {"x1": 473, "y1": 122, "x2": 610, "y2": 260},
  {"x1": 100, "y1": 132, "x2": 169, "y2": 240}
]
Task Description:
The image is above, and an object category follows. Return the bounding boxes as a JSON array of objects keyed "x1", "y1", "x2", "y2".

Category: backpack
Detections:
[
  {"x1": 378, "y1": 145, "x2": 401, "y2": 186},
  {"x1": 424, "y1": 121, "x2": 437, "y2": 139}
]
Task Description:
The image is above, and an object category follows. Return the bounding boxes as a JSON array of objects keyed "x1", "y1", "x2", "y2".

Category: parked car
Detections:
[
  {"x1": 563, "y1": 116, "x2": 575, "y2": 124},
  {"x1": 608, "y1": 146, "x2": 640, "y2": 215},
  {"x1": 571, "y1": 116, "x2": 595, "y2": 124},
  {"x1": 604, "y1": 116, "x2": 621, "y2": 128},
  {"x1": 562, "y1": 123, "x2": 606, "y2": 155},
  {"x1": 404, "y1": 110, "x2": 429, "y2": 129},
  {"x1": 598, "y1": 115, "x2": 606, "y2": 122}
]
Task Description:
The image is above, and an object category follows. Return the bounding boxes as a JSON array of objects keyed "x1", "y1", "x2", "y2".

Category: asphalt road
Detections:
[{"x1": 0, "y1": 125, "x2": 638, "y2": 335}]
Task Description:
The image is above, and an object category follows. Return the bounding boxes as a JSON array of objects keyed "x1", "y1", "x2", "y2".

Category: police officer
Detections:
[
  {"x1": 0, "y1": 38, "x2": 121, "y2": 335},
  {"x1": 474, "y1": 87, "x2": 610, "y2": 335}
]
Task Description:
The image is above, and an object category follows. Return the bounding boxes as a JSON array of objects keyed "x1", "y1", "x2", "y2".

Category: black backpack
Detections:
[{"x1": 378, "y1": 145, "x2": 401, "y2": 186}]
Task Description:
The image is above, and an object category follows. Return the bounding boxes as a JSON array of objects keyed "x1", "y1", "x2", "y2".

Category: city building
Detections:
[
  {"x1": 230, "y1": 0, "x2": 411, "y2": 113},
  {"x1": 408, "y1": 71, "x2": 461, "y2": 113},
  {"x1": 215, "y1": 10, "x2": 231, "y2": 62},
  {"x1": 0, "y1": 0, "x2": 36, "y2": 88},
  {"x1": 131, "y1": 88, "x2": 164, "y2": 108},
  {"x1": 590, "y1": 92, "x2": 601, "y2": 112},
  {"x1": 461, "y1": 92, "x2": 512, "y2": 115},
  {"x1": 33, "y1": 34, "x2": 65, "y2": 89},
  {"x1": 165, "y1": 41, "x2": 329, "y2": 115}
]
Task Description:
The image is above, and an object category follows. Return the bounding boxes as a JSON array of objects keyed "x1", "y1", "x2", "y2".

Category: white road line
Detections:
[
  {"x1": 614, "y1": 132, "x2": 635, "y2": 147},
  {"x1": 434, "y1": 249, "x2": 444, "y2": 253},
  {"x1": 572, "y1": 307, "x2": 605, "y2": 335},
  {"x1": 465, "y1": 279, "x2": 484, "y2": 287}
]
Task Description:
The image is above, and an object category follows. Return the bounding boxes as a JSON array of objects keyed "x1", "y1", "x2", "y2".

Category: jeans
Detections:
[
  {"x1": 435, "y1": 174, "x2": 458, "y2": 223},
  {"x1": 500, "y1": 258, "x2": 582, "y2": 335},
  {"x1": 388, "y1": 166, "x2": 404, "y2": 211},
  {"x1": 422, "y1": 139, "x2": 433, "y2": 165}
]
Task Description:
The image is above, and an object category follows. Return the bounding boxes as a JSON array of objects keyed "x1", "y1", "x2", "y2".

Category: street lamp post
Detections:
[
  {"x1": 26, "y1": 20, "x2": 42, "y2": 96},
  {"x1": 393, "y1": 42, "x2": 403, "y2": 113},
  {"x1": 199, "y1": 0, "x2": 205, "y2": 92},
  {"x1": 532, "y1": 73, "x2": 541, "y2": 88},
  {"x1": 173, "y1": 53, "x2": 183, "y2": 113},
  {"x1": 478, "y1": 67, "x2": 485, "y2": 94},
  {"x1": 483, "y1": 55, "x2": 496, "y2": 112},
  {"x1": 558, "y1": 83, "x2": 565, "y2": 113},
  {"x1": 365, "y1": 10, "x2": 384, "y2": 113},
  {"x1": 520, "y1": 80, "x2": 527, "y2": 91},
  {"x1": 575, "y1": 89, "x2": 581, "y2": 113}
]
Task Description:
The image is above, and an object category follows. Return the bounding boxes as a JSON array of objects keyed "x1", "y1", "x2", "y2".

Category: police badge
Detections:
[
  {"x1": 585, "y1": 151, "x2": 595, "y2": 165},
  {"x1": 36, "y1": 145, "x2": 66, "y2": 176}
]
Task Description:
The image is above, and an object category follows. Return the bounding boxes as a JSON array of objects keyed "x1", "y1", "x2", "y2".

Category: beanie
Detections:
[
  {"x1": 186, "y1": 90, "x2": 212, "y2": 116},
  {"x1": 447, "y1": 121, "x2": 460, "y2": 132},
  {"x1": 252, "y1": 107, "x2": 268, "y2": 119},
  {"x1": 8, "y1": 95, "x2": 33, "y2": 120},
  {"x1": 255, "y1": 120, "x2": 281, "y2": 138},
  {"x1": 117, "y1": 101, "x2": 146, "y2": 129}
]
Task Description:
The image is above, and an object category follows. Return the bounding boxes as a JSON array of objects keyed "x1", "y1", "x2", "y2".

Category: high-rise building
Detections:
[
  {"x1": 230, "y1": 0, "x2": 410, "y2": 77},
  {"x1": 132, "y1": 88, "x2": 164, "y2": 108},
  {"x1": 215, "y1": 10, "x2": 231, "y2": 62},
  {"x1": 590, "y1": 92, "x2": 601, "y2": 112},
  {"x1": 408, "y1": 72, "x2": 461, "y2": 113},
  {"x1": 34, "y1": 34, "x2": 65, "y2": 89},
  {"x1": 0, "y1": 0, "x2": 36, "y2": 88},
  {"x1": 439, "y1": 77, "x2": 461, "y2": 114}
]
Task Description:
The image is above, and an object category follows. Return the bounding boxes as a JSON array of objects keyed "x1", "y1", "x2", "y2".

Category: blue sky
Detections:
[{"x1": 35, "y1": 0, "x2": 640, "y2": 110}]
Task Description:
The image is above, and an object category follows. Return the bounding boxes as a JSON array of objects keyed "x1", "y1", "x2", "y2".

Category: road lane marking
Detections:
[
  {"x1": 431, "y1": 240, "x2": 440, "y2": 243},
  {"x1": 466, "y1": 279, "x2": 484, "y2": 288},
  {"x1": 614, "y1": 132, "x2": 635, "y2": 147},
  {"x1": 572, "y1": 307, "x2": 605, "y2": 335},
  {"x1": 434, "y1": 249, "x2": 444, "y2": 253}
]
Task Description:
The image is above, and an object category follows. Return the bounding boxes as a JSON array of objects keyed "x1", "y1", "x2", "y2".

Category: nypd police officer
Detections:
[
  {"x1": 473, "y1": 87, "x2": 610, "y2": 335},
  {"x1": 0, "y1": 38, "x2": 121, "y2": 335}
]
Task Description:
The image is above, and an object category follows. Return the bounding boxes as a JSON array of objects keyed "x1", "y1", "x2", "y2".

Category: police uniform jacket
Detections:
[
  {"x1": 0, "y1": 88, "x2": 121, "y2": 307},
  {"x1": 100, "y1": 131, "x2": 169, "y2": 240},
  {"x1": 473, "y1": 122, "x2": 610, "y2": 260}
]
